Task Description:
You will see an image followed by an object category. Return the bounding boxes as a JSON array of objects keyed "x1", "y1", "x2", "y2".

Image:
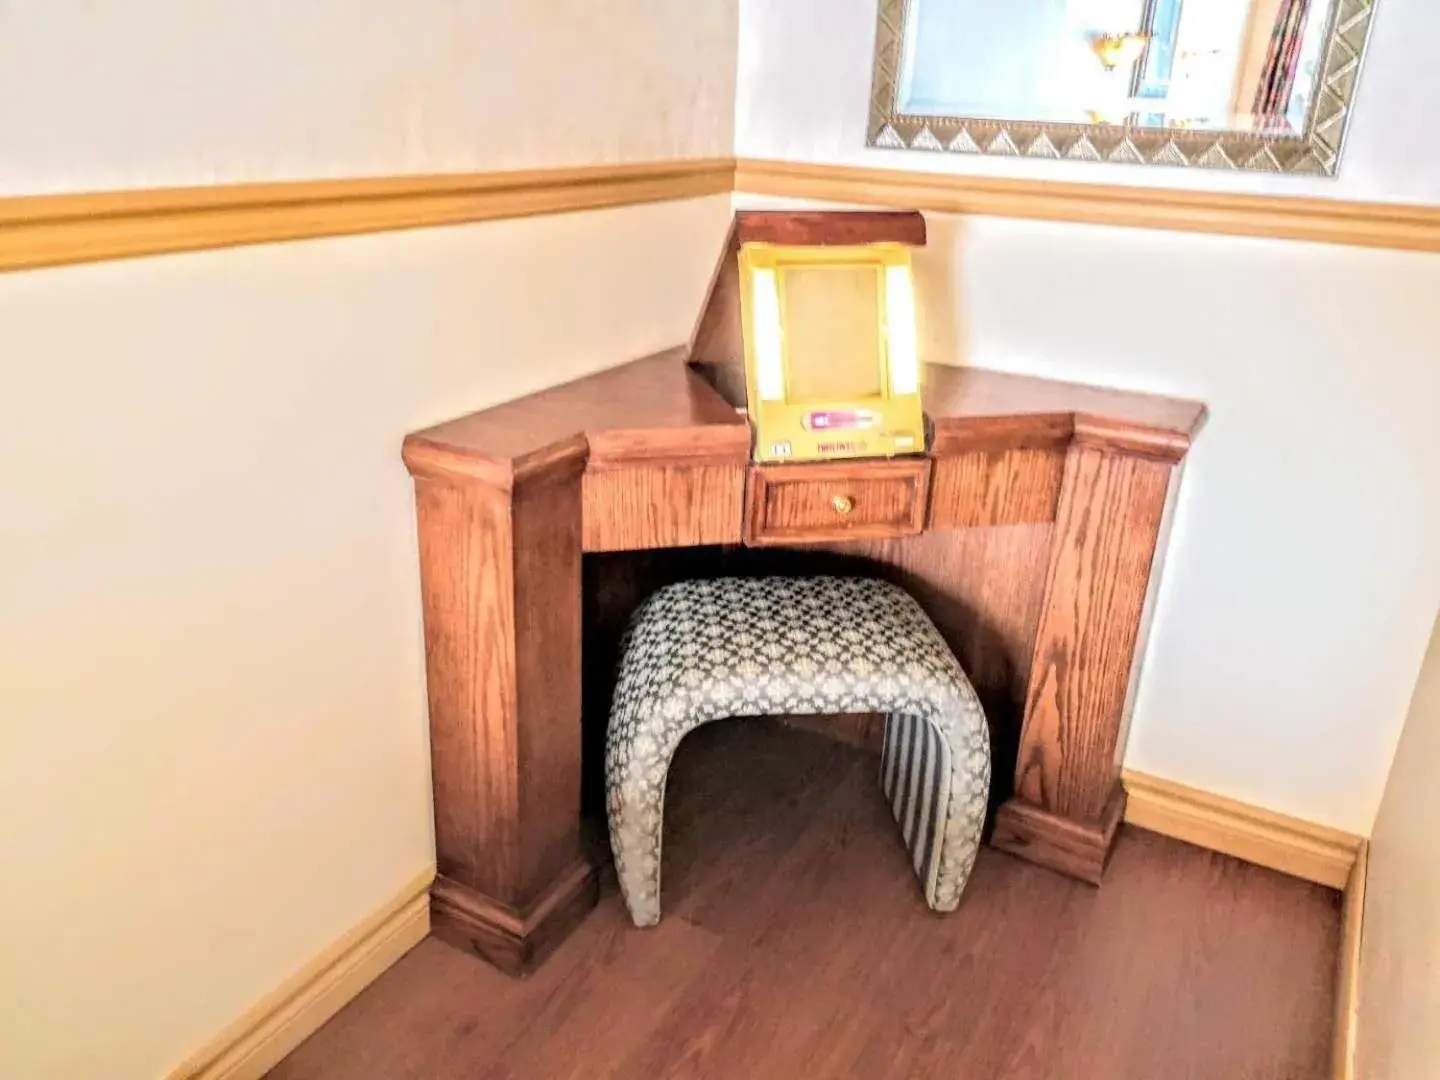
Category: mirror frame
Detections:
[{"x1": 867, "y1": 0, "x2": 1377, "y2": 174}]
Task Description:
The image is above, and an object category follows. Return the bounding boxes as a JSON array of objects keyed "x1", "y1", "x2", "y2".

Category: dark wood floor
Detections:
[{"x1": 271, "y1": 721, "x2": 1341, "y2": 1080}]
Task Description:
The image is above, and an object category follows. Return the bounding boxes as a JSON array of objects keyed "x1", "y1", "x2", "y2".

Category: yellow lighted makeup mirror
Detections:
[{"x1": 687, "y1": 211, "x2": 929, "y2": 464}]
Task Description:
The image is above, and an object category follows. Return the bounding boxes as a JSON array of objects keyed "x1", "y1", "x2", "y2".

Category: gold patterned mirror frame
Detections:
[{"x1": 868, "y1": 0, "x2": 1377, "y2": 174}]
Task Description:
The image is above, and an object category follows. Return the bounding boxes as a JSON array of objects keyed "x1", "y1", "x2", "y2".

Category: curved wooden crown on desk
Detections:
[{"x1": 402, "y1": 349, "x2": 1207, "y2": 974}]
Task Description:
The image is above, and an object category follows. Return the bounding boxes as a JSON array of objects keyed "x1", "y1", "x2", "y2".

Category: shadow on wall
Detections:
[{"x1": 912, "y1": 212, "x2": 972, "y2": 369}]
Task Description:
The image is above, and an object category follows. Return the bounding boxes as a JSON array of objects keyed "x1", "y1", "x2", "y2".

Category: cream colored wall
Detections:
[
  {"x1": 0, "y1": 0, "x2": 738, "y2": 194},
  {"x1": 734, "y1": 0, "x2": 1440, "y2": 833},
  {"x1": 1357, "y1": 614, "x2": 1440, "y2": 1078},
  {"x1": 0, "y1": 2, "x2": 738, "y2": 1078},
  {"x1": 0, "y1": 197, "x2": 732, "y2": 1080}
]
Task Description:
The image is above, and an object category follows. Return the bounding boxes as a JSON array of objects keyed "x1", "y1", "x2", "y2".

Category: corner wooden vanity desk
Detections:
[
  {"x1": 402, "y1": 350, "x2": 1205, "y2": 972},
  {"x1": 401, "y1": 212, "x2": 1207, "y2": 973}
]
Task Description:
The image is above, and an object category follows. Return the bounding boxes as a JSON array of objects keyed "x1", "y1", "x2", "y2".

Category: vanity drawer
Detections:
[{"x1": 744, "y1": 459, "x2": 931, "y2": 545}]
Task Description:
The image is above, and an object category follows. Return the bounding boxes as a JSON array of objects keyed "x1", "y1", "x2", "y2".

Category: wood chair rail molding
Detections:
[
  {"x1": 403, "y1": 347, "x2": 1206, "y2": 970},
  {"x1": 734, "y1": 158, "x2": 1440, "y2": 253},
  {"x1": 0, "y1": 158, "x2": 735, "y2": 273},
  {"x1": 5, "y1": 155, "x2": 1440, "y2": 273}
]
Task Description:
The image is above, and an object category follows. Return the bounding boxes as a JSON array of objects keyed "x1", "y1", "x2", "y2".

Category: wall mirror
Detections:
[{"x1": 868, "y1": 0, "x2": 1377, "y2": 173}]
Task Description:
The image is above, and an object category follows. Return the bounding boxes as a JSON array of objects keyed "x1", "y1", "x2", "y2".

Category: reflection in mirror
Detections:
[
  {"x1": 901, "y1": 0, "x2": 1334, "y2": 133},
  {"x1": 869, "y1": 0, "x2": 1376, "y2": 173}
]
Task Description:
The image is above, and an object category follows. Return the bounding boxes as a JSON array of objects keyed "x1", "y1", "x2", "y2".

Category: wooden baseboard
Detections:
[
  {"x1": 1122, "y1": 770, "x2": 1363, "y2": 889},
  {"x1": 1331, "y1": 841, "x2": 1368, "y2": 1080},
  {"x1": 165, "y1": 868, "x2": 434, "y2": 1080}
]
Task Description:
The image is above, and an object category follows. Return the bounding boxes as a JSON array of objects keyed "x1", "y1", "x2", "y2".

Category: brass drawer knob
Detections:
[{"x1": 831, "y1": 494, "x2": 854, "y2": 516}]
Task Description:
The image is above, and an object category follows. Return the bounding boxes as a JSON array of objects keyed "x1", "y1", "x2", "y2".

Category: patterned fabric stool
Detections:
[{"x1": 606, "y1": 575, "x2": 991, "y2": 928}]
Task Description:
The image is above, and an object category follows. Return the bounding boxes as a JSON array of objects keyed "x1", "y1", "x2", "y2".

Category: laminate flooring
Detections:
[{"x1": 270, "y1": 720, "x2": 1341, "y2": 1080}]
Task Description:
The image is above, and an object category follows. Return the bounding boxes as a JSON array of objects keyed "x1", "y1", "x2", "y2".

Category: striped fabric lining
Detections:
[{"x1": 881, "y1": 712, "x2": 952, "y2": 906}]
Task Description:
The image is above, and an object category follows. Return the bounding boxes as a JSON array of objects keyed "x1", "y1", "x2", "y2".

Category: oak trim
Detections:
[
  {"x1": 4, "y1": 154, "x2": 1440, "y2": 275},
  {"x1": 165, "y1": 868, "x2": 433, "y2": 1080},
  {"x1": 1332, "y1": 841, "x2": 1367, "y2": 1080},
  {"x1": 735, "y1": 158, "x2": 1440, "y2": 253},
  {"x1": 582, "y1": 462, "x2": 747, "y2": 552},
  {"x1": 0, "y1": 158, "x2": 735, "y2": 272},
  {"x1": 1122, "y1": 769, "x2": 1364, "y2": 889}
]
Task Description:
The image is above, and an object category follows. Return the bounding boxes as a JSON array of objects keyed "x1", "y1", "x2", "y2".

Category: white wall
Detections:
[
  {"x1": 0, "y1": 2, "x2": 738, "y2": 1077},
  {"x1": 1358, "y1": 614, "x2": 1440, "y2": 1078},
  {"x1": 736, "y1": 0, "x2": 1440, "y2": 203},
  {"x1": 0, "y1": 0, "x2": 738, "y2": 194},
  {"x1": 735, "y1": 0, "x2": 1440, "y2": 832}
]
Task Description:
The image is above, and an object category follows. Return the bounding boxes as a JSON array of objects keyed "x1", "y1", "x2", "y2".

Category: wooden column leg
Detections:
[
  {"x1": 991, "y1": 443, "x2": 1175, "y2": 884},
  {"x1": 406, "y1": 447, "x2": 597, "y2": 974}
]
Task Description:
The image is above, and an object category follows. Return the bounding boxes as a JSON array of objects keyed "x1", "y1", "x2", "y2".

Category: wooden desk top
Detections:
[
  {"x1": 403, "y1": 348, "x2": 750, "y2": 487},
  {"x1": 924, "y1": 364, "x2": 1207, "y2": 459},
  {"x1": 403, "y1": 350, "x2": 1206, "y2": 487}
]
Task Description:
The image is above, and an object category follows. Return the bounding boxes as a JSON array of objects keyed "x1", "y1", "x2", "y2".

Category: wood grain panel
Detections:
[
  {"x1": 511, "y1": 465, "x2": 589, "y2": 900},
  {"x1": 412, "y1": 475, "x2": 510, "y2": 891},
  {"x1": 745, "y1": 459, "x2": 930, "y2": 545},
  {"x1": 757, "y1": 470, "x2": 921, "y2": 533},
  {"x1": 928, "y1": 447, "x2": 1066, "y2": 528},
  {"x1": 409, "y1": 452, "x2": 597, "y2": 973},
  {"x1": 827, "y1": 527, "x2": 1053, "y2": 710},
  {"x1": 1014, "y1": 447, "x2": 1174, "y2": 824},
  {"x1": 582, "y1": 464, "x2": 746, "y2": 552}
]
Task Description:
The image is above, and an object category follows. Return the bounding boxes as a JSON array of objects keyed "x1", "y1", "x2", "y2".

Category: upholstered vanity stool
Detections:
[{"x1": 605, "y1": 575, "x2": 991, "y2": 927}]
